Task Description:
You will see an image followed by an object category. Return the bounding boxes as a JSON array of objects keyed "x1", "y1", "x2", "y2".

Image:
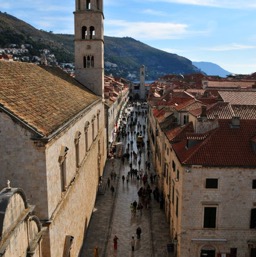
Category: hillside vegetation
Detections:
[{"x1": 0, "y1": 11, "x2": 200, "y2": 80}]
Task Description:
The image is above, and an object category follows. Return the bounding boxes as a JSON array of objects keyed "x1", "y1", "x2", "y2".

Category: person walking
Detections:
[
  {"x1": 93, "y1": 246, "x2": 99, "y2": 257},
  {"x1": 131, "y1": 236, "x2": 135, "y2": 251},
  {"x1": 110, "y1": 185, "x2": 115, "y2": 196},
  {"x1": 136, "y1": 226, "x2": 142, "y2": 239},
  {"x1": 113, "y1": 235, "x2": 119, "y2": 250}
]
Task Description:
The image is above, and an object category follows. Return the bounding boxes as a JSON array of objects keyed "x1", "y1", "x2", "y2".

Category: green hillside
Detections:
[{"x1": 0, "y1": 11, "x2": 200, "y2": 80}]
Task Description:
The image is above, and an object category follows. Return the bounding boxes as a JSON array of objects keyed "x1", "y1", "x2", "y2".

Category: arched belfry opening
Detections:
[
  {"x1": 89, "y1": 26, "x2": 95, "y2": 39},
  {"x1": 82, "y1": 26, "x2": 87, "y2": 39},
  {"x1": 86, "y1": 0, "x2": 91, "y2": 10}
]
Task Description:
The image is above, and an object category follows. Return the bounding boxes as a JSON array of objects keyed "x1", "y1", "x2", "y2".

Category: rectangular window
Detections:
[
  {"x1": 92, "y1": 120, "x2": 95, "y2": 141},
  {"x1": 172, "y1": 160, "x2": 176, "y2": 172},
  {"x1": 176, "y1": 169, "x2": 180, "y2": 181},
  {"x1": 172, "y1": 185, "x2": 174, "y2": 204},
  {"x1": 60, "y1": 159, "x2": 67, "y2": 192},
  {"x1": 165, "y1": 164, "x2": 169, "y2": 184},
  {"x1": 203, "y1": 207, "x2": 217, "y2": 228},
  {"x1": 230, "y1": 248, "x2": 237, "y2": 257},
  {"x1": 85, "y1": 131, "x2": 88, "y2": 152},
  {"x1": 176, "y1": 196, "x2": 179, "y2": 217},
  {"x1": 206, "y1": 178, "x2": 218, "y2": 189},
  {"x1": 75, "y1": 143, "x2": 80, "y2": 167},
  {"x1": 250, "y1": 209, "x2": 256, "y2": 228},
  {"x1": 252, "y1": 179, "x2": 256, "y2": 189},
  {"x1": 97, "y1": 113, "x2": 100, "y2": 133}
]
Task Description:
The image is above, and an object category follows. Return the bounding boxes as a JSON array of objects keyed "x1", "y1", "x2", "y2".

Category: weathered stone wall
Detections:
[
  {"x1": 42, "y1": 101, "x2": 106, "y2": 257},
  {"x1": 169, "y1": 163, "x2": 256, "y2": 257},
  {"x1": 0, "y1": 112, "x2": 48, "y2": 218}
]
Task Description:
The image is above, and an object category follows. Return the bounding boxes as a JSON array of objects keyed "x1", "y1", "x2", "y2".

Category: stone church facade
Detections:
[{"x1": 0, "y1": 0, "x2": 107, "y2": 256}]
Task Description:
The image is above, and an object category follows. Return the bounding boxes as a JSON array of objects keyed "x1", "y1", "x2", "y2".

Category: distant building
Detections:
[
  {"x1": 130, "y1": 65, "x2": 149, "y2": 100},
  {"x1": 147, "y1": 89, "x2": 256, "y2": 257}
]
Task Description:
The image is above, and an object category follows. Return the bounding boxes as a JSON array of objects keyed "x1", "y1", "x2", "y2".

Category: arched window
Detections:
[
  {"x1": 59, "y1": 146, "x2": 69, "y2": 192},
  {"x1": 84, "y1": 121, "x2": 90, "y2": 152},
  {"x1": 86, "y1": 0, "x2": 91, "y2": 9},
  {"x1": 90, "y1": 26, "x2": 95, "y2": 39},
  {"x1": 91, "y1": 56, "x2": 94, "y2": 67},
  {"x1": 87, "y1": 56, "x2": 91, "y2": 68},
  {"x1": 83, "y1": 56, "x2": 86, "y2": 68},
  {"x1": 92, "y1": 115, "x2": 96, "y2": 141},
  {"x1": 74, "y1": 131, "x2": 81, "y2": 168},
  {"x1": 82, "y1": 26, "x2": 87, "y2": 39},
  {"x1": 77, "y1": 0, "x2": 81, "y2": 10},
  {"x1": 83, "y1": 55, "x2": 94, "y2": 68}
]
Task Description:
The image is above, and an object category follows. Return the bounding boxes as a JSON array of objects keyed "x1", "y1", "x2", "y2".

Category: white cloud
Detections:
[
  {"x1": 105, "y1": 20, "x2": 191, "y2": 40},
  {"x1": 203, "y1": 43, "x2": 256, "y2": 51},
  {"x1": 147, "y1": 0, "x2": 256, "y2": 9},
  {"x1": 141, "y1": 9, "x2": 167, "y2": 16}
]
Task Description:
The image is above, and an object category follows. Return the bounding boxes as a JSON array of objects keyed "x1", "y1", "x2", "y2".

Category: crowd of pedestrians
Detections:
[{"x1": 108, "y1": 101, "x2": 161, "y2": 253}]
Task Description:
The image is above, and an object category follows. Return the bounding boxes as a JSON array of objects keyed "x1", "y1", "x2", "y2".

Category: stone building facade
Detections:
[
  {"x1": 0, "y1": 61, "x2": 106, "y2": 257},
  {"x1": 0, "y1": 0, "x2": 107, "y2": 256},
  {"x1": 148, "y1": 93, "x2": 256, "y2": 257}
]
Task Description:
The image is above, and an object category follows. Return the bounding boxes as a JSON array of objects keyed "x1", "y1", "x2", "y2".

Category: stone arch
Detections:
[
  {"x1": 82, "y1": 26, "x2": 87, "y2": 39},
  {"x1": 89, "y1": 26, "x2": 95, "y2": 39},
  {"x1": 91, "y1": 56, "x2": 94, "y2": 67},
  {"x1": 86, "y1": 0, "x2": 91, "y2": 10},
  {"x1": 0, "y1": 188, "x2": 28, "y2": 239},
  {"x1": 28, "y1": 215, "x2": 42, "y2": 244}
]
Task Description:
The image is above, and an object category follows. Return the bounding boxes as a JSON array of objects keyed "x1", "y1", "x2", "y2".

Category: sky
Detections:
[{"x1": 1, "y1": 0, "x2": 256, "y2": 74}]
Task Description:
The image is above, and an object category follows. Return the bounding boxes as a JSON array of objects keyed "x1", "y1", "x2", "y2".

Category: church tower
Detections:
[
  {"x1": 139, "y1": 65, "x2": 146, "y2": 100},
  {"x1": 74, "y1": 0, "x2": 104, "y2": 97}
]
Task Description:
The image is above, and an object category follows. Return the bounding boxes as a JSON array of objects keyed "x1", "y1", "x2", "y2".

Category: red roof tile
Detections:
[{"x1": 173, "y1": 119, "x2": 256, "y2": 167}]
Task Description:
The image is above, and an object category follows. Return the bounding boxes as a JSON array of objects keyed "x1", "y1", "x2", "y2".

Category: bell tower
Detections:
[
  {"x1": 139, "y1": 65, "x2": 146, "y2": 100},
  {"x1": 74, "y1": 0, "x2": 104, "y2": 97}
]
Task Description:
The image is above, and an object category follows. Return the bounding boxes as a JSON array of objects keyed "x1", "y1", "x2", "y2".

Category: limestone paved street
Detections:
[{"x1": 79, "y1": 103, "x2": 171, "y2": 257}]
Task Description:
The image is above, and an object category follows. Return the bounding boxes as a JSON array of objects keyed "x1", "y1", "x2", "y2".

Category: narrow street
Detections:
[{"x1": 80, "y1": 102, "x2": 171, "y2": 257}]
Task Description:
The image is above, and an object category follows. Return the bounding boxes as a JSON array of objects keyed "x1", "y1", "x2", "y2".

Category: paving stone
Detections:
[{"x1": 79, "y1": 105, "x2": 172, "y2": 257}]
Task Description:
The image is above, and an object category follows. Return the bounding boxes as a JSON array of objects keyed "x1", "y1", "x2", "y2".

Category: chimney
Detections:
[
  {"x1": 199, "y1": 105, "x2": 207, "y2": 121},
  {"x1": 231, "y1": 116, "x2": 240, "y2": 128}
]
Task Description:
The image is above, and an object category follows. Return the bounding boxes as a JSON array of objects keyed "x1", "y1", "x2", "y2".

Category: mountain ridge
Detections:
[
  {"x1": 0, "y1": 11, "x2": 229, "y2": 80},
  {"x1": 193, "y1": 61, "x2": 231, "y2": 77}
]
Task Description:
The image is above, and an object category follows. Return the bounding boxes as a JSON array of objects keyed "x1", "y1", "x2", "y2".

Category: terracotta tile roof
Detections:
[
  {"x1": 172, "y1": 119, "x2": 256, "y2": 166},
  {"x1": 232, "y1": 105, "x2": 256, "y2": 119},
  {"x1": 0, "y1": 61, "x2": 100, "y2": 137},
  {"x1": 205, "y1": 80, "x2": 254, "y2": 89},
  {"x1": 190, "y1": 102, "x2": 256, "y2": 120},
  {"x1": 165, "y1": 122, "x2": 194, "y2": 142},
  {"x1": 189, "y1": 102, "x2": 233, "y2": 119},
  {"x1": 219, "y1": 91, "x2": 256, "y2": 105}
]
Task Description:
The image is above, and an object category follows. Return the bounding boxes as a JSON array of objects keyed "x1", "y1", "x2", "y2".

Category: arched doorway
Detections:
[{"x1": 200, "y1": 245, "x2": 216, "y2": 257}]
